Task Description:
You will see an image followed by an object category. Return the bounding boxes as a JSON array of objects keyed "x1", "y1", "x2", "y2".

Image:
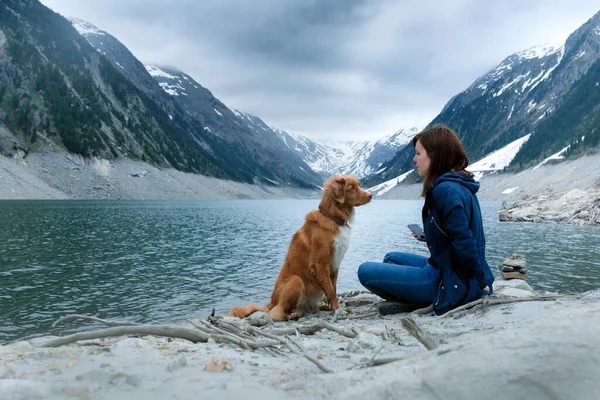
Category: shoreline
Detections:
[
  {"x1": 1, "y1": 280, "x2": 599, "y2": 399},
  {"x1": 2, "y1": 151, "x2": 600, "y2": 202},
  {"x1": 0, "y1": 152, "x2": 318, "y2": 201}
]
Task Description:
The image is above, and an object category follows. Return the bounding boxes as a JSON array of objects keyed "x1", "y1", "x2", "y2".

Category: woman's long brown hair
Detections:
[{"x1": 412, "y1": 124, "x2": 473, "y2": 197}]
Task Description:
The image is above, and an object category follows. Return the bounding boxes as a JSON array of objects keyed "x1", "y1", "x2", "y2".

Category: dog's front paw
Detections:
[
  {"x1": 288, "y1": 312, "x2": 300, "y2": 321},
  {"x1": 332, "y1": 307, "x2": 348, "y2": 320}
]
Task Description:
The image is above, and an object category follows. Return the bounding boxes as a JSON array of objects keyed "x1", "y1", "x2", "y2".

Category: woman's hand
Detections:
[{"x1": 411, "y1": 232, "x2": 426, "y2": 242}]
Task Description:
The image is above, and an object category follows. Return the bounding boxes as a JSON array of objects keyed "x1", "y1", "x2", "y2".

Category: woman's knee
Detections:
[
  {"x1": 382, "y1": 252, "x2": 399, "y2": 264},
  {"x1": 383, "y1": 251, "x2": 411, "y2": 264},
  {"x1": 384, "y1": 252, "x2": 428, "y2": 267},
  {"x1": 357, "y1": 262, "x2": 375, "y2": 285}
]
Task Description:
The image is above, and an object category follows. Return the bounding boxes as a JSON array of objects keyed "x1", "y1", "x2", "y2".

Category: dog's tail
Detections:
[{"x1": 227, "y1": 302, "x2": 268, "y2": 318}]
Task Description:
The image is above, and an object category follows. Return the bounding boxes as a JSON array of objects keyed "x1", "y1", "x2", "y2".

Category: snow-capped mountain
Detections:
[
  {"x1": 143, "y1": 67, "x2": 420, "y2": 180},
  {"x1": 222, "y1": 107, "x2": 421, "y2": 180},
  {"x1": 369, "y1": 133, "x2": 531, "y2": 197},
  {"x1": 69, "y1": 18, "x2": 323, "y2": 188},
  {"x1": 68, "y1": 18, "x2": 426, "y2": 183},
  {"x1": 274, "y1": 127, "x2": 420, "y2": 179},
  {"x1": 366, "y1": 9, "x2": 600, "y2": 187},
  {"x1": 433, "y1": 10, "x2": 600, "y2": 163},
  {"x1": 143, "y1": 59, "x2": 419, "y2": 182}
]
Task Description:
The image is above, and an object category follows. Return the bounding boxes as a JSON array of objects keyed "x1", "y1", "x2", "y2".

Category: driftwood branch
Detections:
[
  {"x1": 441, "y1": 294, "x2": 577, "y2": 319},
  {"x1": 343, "y1": 297, "x2": 377, "y2": 307},
  {"x1": 411, "y1": 304, "x2": 434, "y2": 315},
  {"x1": 44, "y1": 316, "x2": 278, "y2": 349},
  {"x1": 400, "y1": 317, "x2": 438, "y2": 350},
  {"x1": 263, "y1": 321, "x2": 357, "y2": 338},
  {"x1": 51, "y1": 315, "x2": 139, "y2": 328},
  {"x1": 247, "y1": 325, "x2": 333, "y2": 373},
  {"x1": 41, "y1": 325, "x2": 210, "y2": 347},
  {"x1": 286, "y1": 335, "x2": 333, "y2": 373},
  {"x1": 335, "y1": 311, "x2": 379, "y2": 320}
]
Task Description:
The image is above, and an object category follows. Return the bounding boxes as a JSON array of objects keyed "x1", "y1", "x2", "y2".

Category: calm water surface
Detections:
[{"x1": 1, "y1": 199, "x2": 599, "y2": 343}]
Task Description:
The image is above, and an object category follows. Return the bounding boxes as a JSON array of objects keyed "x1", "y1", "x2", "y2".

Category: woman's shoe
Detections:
[{"x1": 377, "y1": 301, "x2": 418, "y2": 315}]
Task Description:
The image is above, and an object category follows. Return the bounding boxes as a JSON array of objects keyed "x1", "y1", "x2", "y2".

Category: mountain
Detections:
[
  {"x1": 275, "y1": 127, "x2": 420, "y2": 179},
  {"x1": 69, "y1": 18, "x2": 322, "y2": 188},
  {"x1": 0, "y1": 0, "x2": 246, "y2": 181},
  {"x1": 365, "y1": 9, "x2": 600, "y2": 187},
  {"x1": 143, "y1": 58, "x2": 418, "y2": 181}
]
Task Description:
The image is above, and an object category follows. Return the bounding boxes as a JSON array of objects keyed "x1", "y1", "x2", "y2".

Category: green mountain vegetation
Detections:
[
  {"x1": 510, "y1": 59, "x2": 600, "y2": 169},
  {"x1": 0, "y1": 0, "x2": 323, "y2": 188}
]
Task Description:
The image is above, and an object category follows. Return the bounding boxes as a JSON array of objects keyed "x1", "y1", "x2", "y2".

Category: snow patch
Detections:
[
  {"x1": 528, "y1": 46, "x2": 565, "y2": 92},
  {"x1": 493, "y1": 72, "x2": 529, "y2": 97},
  {"x1": 70, "y1": 18, "x2": 105, "y2": 36},
  {"x1": 507, "y1": 104, "x2": 515, "y2": 121},
  {"x1": 469, "y1": 134, "x2": 531, "y2": 174},
  {"x1": 144, "y1": 65, "x2": 178, "y2": 80},
  {"x1": 574, "y1": 50, "x2": 586, "y2": 60},
  {"x1": 515, "y1": 44, "x2": 561, "y2": 60},
  {"x1": 532, "y1": 145, "x2": 570, "y2": 170},
  {"x1": 158, "y1": 82, "x2": 185, "y2": 96},
  {"x1": 367, "y1": 169, "x2": 414, "y2": 196},
  {"x1": 502, "y1": 187, "x2": 519, "y2": 195}
]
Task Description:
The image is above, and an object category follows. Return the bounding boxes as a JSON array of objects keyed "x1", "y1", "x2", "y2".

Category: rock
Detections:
[
  {"x1": 245, "y1": 311, "x2": 273, "y2": 327},
  {"x1": 503, "y1": 254, "x2": 528, "y2": 268},
  {"x1": 130, "y1": 170, "x2": 148, "y2": 178},
  {"x1": 498, "y1": 188, "x2": 600, "y2": 226},
  {"x1": 493, "y1": 279, "x2": 535, "y2": 298},
  {"x1": 501, "y1": 271, "x2": 529, "y2": 280},
  {"x1": 204, "y1": 358, "x2": 233, "y2": 372}
]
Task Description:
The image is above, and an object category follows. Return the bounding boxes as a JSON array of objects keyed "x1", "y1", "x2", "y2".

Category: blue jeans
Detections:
[{"x1": 358, "y1": 252, "x2": 440, "y2": 305}]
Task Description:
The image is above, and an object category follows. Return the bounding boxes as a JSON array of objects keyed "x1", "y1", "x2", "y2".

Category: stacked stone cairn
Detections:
[{"x1": 499, "y1": 254, "x2": 528, "y2": 280}]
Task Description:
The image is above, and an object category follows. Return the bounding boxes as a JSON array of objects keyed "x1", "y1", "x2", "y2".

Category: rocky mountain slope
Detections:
[
  {"x1": 366, "y1": 9, "x2": 600, "y2": 187},
  {"x1": 68, "y1": 18, "x2": 322, "y2": 188},
  {"x1": 0, "y1": 0, "x2": 242, "y2": 181}
]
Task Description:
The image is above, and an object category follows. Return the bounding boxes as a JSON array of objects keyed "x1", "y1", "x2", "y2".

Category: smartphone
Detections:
[{"x1": 407, "y1": 224, "x2": 425, "y2": 240}]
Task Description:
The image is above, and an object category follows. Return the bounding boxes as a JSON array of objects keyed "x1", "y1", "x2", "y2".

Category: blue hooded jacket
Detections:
[{"x1": 422, "y1": 172, "x2": 495, "y2": 315}]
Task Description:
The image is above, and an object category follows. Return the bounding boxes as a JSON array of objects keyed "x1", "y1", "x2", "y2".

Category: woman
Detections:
[{"x1": 357, "y1": 124, "x2": 494, "y2": 315}]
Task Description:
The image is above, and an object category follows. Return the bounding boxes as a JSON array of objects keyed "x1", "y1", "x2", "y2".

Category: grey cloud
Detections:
[{"x1": 40, "y1": 0, "x2": 600, "y2": 140}]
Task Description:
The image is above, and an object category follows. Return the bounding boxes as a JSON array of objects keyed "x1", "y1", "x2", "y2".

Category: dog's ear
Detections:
[{"x1": 329, "y1": 177, "x2": 346, "y2": 203}]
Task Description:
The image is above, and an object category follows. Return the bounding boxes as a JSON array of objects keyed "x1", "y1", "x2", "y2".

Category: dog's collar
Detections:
[{"x1": 319, "y1": 207, "x2": 347, "y2": 226}]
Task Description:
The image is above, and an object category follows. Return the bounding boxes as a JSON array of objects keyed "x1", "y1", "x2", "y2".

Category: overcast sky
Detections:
[{"x1": 40, "y1": 0, "x2": 599, "y2": 141}]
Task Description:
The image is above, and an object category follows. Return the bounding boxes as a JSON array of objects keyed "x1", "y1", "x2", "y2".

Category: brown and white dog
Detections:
[{"x1": 227, "y1": 175, "x2": 372, "y2": 321}]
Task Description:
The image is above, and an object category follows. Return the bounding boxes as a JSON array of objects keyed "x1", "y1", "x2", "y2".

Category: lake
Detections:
[{"x1": 1, "y1": 199, "x2": 599, "y2": 344}]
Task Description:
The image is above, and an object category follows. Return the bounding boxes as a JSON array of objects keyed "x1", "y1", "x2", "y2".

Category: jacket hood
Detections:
[{"x1": 433, "y1": 171, "x2": 480, "y2": 194}]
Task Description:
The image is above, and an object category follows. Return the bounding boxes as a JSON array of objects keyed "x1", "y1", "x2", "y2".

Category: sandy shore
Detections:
[{"x1": 1, "y1": 279, "x2": 599, "y2": 400}]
